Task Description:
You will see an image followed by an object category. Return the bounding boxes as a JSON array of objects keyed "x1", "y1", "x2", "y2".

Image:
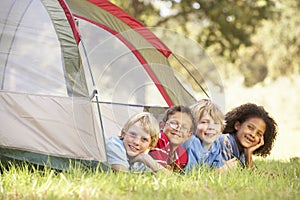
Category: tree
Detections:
[
  {"x1": 112, "y1": 0, "x2": 300, "y2": 86},
  {"x1": 256, "y1": 0, "x2": 300, "y2": 79},
  {"x1": 112, "y1": 0, "x2": 275, "y2": 62},
  {"x1": 235, "y1": 0, "x2": 300, "y2": 86}
]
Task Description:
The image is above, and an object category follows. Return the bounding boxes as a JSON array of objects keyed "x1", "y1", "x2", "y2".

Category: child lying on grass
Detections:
[
  {"x1": 182, "y1": 99, "x2": 226, "y2": 171},
  {"x1": 149, "y1": 105, "x2": 195, "y2": 172},
  {"x1": 105, "y1": 112, "x2": 169, "y2": 173},
  {"x1": 219, "y1": 103, "x2": 278, "y2": 170}
]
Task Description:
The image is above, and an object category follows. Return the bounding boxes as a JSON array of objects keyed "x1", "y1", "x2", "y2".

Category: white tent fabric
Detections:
[
  {"x1": 0, "y1": 92, "x2": 106, "y2": 161},
  {"x1": 0, "y1": 0, "x2": 198, "y2": 169},
  {"x1": 0, "y1": 0, "x2": 106, "y2": 169},
  {"x1": 77, "y1": 18, "x2": 168, "y2": 106}
]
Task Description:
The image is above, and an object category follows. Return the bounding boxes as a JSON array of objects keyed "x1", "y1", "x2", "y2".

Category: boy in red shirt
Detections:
[{"x1": 149, "y1": 106, "x2": 195, "y2": 172}]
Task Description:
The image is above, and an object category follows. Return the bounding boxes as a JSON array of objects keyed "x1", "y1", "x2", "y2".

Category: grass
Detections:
[{"x1": 0, "y1": 159, "x2": 299, "y2": 200}]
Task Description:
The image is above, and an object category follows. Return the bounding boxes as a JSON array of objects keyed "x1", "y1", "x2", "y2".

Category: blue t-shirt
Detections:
[
  {"x1": 182, "y1": 134, "x2": 224, "y2": 172},
  {"x1": 218, "y1": 133, "x2": 245, "y2": 165},
  {"x1": 105, "y1": 136, "x2": 151, "y2": 173}
]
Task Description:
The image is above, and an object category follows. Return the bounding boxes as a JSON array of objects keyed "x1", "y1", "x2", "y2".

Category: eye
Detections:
[
  {"x1": 128, "y1": 132, "x2": 136, "y2": 137},
  {"x1": 247, "y1": 124, "x2": 254, "y2": 130},
  {"x1": 141, "y1": 137, "x2": 149, "y2": 143},
  {"x1": 199, "y1": 120, "x2": 209, "y2": 124},
  {"x1": 181, "y1": 126, "x2": 189, "y2": 131},
  {"x1": 170, "y1": 121, "x2": 178, "y2": 126},
  {"x1": 168, "y1": 121, "x2": 179, "y2": 129},
  {"x1": 256, "y1": 132, "x2": 263, "y2": 137}
]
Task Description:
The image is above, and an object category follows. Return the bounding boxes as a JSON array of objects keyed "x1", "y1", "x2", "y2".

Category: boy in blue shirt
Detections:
[
  {"x1": 105, "y1": 112, "x2": 168, "y2": 173},
  {"x1": 183, "y1": 99, "x2": 226, "y2": 171}
]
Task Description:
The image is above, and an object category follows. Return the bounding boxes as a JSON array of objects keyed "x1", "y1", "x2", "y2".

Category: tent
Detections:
[{"x1": 0, "y1": 0, "x2": 202, "y2": 170}]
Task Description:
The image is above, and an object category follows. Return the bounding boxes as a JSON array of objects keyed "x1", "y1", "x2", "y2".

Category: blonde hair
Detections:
[
  {"x1": 190, "y1": 99, "x2": 226, "y2": 132},
  {"x1": 122, "y1": 112, "x2": 159, "y2": 148}
]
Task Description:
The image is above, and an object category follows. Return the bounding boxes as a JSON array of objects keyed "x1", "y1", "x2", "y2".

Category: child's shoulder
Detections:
[
  {"x1": 218, "y1": 133, "x2": 232, "y2": 141},
  {"x1": 159, "y1": 132, "x2": 169, "y2": 143},
  {"x1": 107, "y1": 136, "x2": 124, "y2": 148},
  {"x1": 108, "y1": 135, "x2": 121, "y2": 142},
  {"x1": 160, "y1": 132, "x2": 168, "y2": 139},
  {"x1": 218, "y1": 133, "x2": 237, "y2": 150},
  {"x1": 182, "y1": 134, "x2": 201, "y2": 149}
]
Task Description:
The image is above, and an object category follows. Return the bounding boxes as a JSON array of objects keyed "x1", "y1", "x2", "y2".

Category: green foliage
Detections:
[
  {"x1": 235, "y1": 0, "x2": 300, "y2": 86},
  {"x1": 0, "y1": 159, "x2": 299, "y2": 199},
  {"x1": 111, "y1": 0, "x2": 300, "y2": 87},
  {"x1": 256, "y1": 0, "x2": 300, "y2": 79},
  {"x1": 112, "y1": 0, "x2": 275, "y2": 62}
]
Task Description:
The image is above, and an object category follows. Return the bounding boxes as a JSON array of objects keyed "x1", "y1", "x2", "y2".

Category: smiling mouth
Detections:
[
  {"x1": 205, "y1": 129, "x2": 218, "y2": 136},
  {"x1": 171, "y1": 132, "x2": 182, "y2": 138},
  {"x1": 128, "y1": 144, "x2": 139, "y2": 151},
  {"x1": 205, "y1": 132, "x2": 216, "y2": 137},
  {"x1": 245, "y1": 136, "x2": 254, "y2": 143}
]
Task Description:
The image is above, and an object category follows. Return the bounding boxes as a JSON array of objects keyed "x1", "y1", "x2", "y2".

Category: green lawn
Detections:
[{"x1": 0, "y1": 159, "x2": 299, "y2": 200}]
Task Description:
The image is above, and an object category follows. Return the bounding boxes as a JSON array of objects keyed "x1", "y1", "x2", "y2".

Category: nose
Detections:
[
  {"x1": 132, "y1": 136, "x2": 141, "y2": 144},
  {"x1": 174, "y1": 125, "x2": 181, "y2": 131},
  {"x1": 207, "y1": 123, "x2": 218, "y2": 131},
  {"x1": 207, "y1": 124, "x2": 214, "y2": 130},
  {"x1": 249, "y1": 131, "x2": 255, "y2": 138}
]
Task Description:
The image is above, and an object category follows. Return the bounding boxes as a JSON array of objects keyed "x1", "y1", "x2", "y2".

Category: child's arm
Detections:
[
  {"x1": 110, "y1": 164, "x2": 130, "y2": 172},
  {"x1": 105, "y1": 137, "x2": 131, "y2": 172},
  {"x1": 244, "y1": 136, "x2": 264, "y2": 169},
  {"x1": 132, "y1": 153, "x2": 171, "y2": 174},
  {"x1": 218, "y1": 158, "x2": 239, "y2": 172}
]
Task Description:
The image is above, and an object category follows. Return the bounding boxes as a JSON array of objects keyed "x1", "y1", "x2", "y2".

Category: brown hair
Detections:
[{"x1": 162, "y1": 105, "x2": 195, "y2": 133}]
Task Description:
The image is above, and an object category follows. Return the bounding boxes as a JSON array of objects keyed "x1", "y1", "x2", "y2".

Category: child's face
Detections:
[
  {"x1": 162, "y1": 111, "x2": 193, "y2": 147},
  {"x1": 235, "y1": 117, "x2": 266, "y2": 148},
  {"x1": 196, "y1": 111, "x2": 222, "y2": 149},
  {"x1": 121, "y1": 121, "x2": 151, "y2": 158}
]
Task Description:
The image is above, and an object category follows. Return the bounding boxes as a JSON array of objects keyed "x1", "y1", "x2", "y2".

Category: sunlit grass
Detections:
[{"x1": 0, "y1": 159, "x2": 299, "y2": 200}]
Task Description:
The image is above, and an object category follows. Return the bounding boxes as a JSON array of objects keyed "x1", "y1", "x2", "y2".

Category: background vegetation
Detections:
[{"x1": 112, "y1": 0, "x2": 300, "y2": 87}]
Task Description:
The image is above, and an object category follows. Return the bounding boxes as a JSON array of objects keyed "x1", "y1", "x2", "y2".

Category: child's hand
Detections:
[
  {"x1": 131, "y1": 153, "x2": 171, "y2": 174},
  {"x1": 245, "y1": 136, "x2": 264, "y2": 154},
  {"x1": 218, "y1": 158, "x2": 239, "y2": 172},
  {"x1": 144, "y1": 149, "x2": 150, "y2": 154},
  {"x1": 131, "y1": 152, "x2": 148, "y2": 163}
]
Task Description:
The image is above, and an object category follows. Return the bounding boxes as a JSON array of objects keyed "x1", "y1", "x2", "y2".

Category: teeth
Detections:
[
  {"x1": 205, "y1": 133, "x2": 215, "y2": 137},
  {"x1": 245, "y1": 136, "x2": 253, "y2": 143},
  {"x1": 129, "y1": 145, "x2": 138, "y2": 151},
  {"x1": 172, "y1": 133, "x2": 181, "y2": 138}
]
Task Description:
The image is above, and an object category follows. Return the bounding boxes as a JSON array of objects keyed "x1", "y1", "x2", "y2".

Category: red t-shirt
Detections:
[{"x1": 149, "y1": 132, "x2": 188, "y2": 171}]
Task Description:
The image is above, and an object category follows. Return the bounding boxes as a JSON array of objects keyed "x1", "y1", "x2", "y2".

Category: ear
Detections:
[
  {"x1": 120, "y1": 129, "x2": 126, "y2": 138},
  {"x1": 159, "y1": 121, "x2": 165, "y2": 132},
  {"x1": 234, "y1": 121, "x2": 241, "y2": 131},
  {"x1": 186, "y1": 132, "x2": 193, "y2": 140}
]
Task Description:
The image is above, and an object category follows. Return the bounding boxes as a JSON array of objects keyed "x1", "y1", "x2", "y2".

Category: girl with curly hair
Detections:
[{"x1": 219, "y1": 103, "x2": 278, "y2": 170}]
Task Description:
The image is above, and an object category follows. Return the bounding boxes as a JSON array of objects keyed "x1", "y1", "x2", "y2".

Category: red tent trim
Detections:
[
  {"x1": 74, "y1": 15, "x2": 173, "y2": 107},
  {"x1": 87, "y1": 0, "x2": 172, "y2": 58},
  {"x1": 58, "y1": 0, "x2": 81, "y2": 44}
]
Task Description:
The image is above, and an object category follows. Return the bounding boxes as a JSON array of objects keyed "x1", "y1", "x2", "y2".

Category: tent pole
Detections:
[
  {"x1": 172, "y1": 53, "x2": 210, "y2": 98},
  {"x1": 80, "y1": 37, "x2": 107, "y2": 158}
]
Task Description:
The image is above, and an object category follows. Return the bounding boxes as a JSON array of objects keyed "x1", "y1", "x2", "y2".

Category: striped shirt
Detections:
[
  {"x1": 218, "y1": 133, "x2": 245, "y2": 166},
  {"x1": 149, "y1": 132, "x2": 188, "y2": 171}
]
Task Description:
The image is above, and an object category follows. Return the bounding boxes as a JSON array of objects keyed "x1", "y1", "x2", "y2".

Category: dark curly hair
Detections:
[{"x1": 223, "y1": 103, "x2": 278, "y2": 157}]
